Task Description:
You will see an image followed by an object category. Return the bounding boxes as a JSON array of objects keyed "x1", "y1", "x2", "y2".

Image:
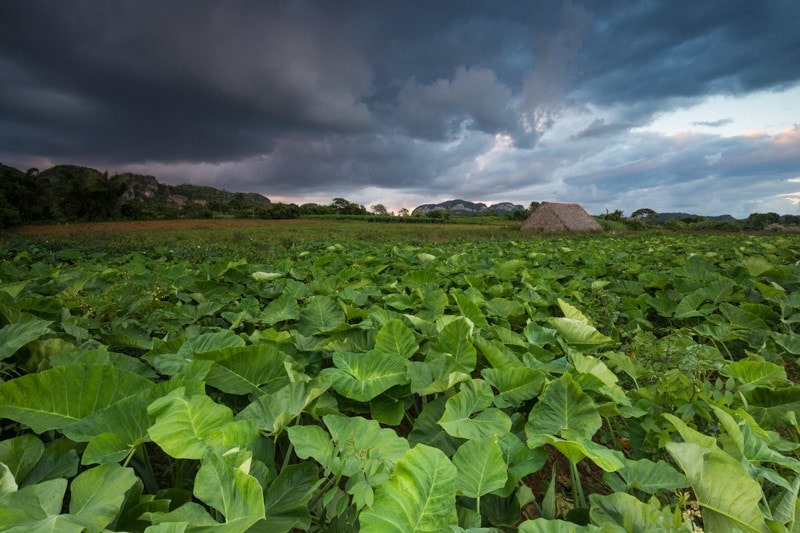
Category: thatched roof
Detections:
[{"x1": 520, "y1": 202, "x2": 603, "y2": 232}]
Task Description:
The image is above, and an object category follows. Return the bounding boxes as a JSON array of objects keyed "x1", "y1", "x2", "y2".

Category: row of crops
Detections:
[{"x1": 1, "y1": 232, "x2": 799, "y2": 531}]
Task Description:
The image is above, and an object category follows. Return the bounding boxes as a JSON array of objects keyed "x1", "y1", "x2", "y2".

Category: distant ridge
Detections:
[
  {"x1": 412, "y1": 199, "x2": 525, "y2": 216},
  {"x1": 36, "y1": 165, "x2": 271, "y2": 210},
  {"x1": 654, "y1": 212, "x2": 740, "y2": 223}
]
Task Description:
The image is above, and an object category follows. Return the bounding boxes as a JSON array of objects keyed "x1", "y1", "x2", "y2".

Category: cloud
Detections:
[
  {"x1": 692, "y1": 118, "x2": 734, "y2": 127},
  {"x1": 395, "y1": 66, "x2": 517, "y2": 140},
  {"x1": 573, "y1": 1, "x2": 800, "y2": 119},
  {"x1": 1, "y1": 1, "x2": 799, "y2": 218}
]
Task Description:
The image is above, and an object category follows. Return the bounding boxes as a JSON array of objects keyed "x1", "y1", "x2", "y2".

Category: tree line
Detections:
[{"x1": 2, "y1": 163, "x2": 797, "y2": 231}]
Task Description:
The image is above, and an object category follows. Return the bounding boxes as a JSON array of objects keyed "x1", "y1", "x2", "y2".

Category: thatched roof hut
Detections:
[{"x1": 520, "y1": 202, "x2": 603, "y2": 232}]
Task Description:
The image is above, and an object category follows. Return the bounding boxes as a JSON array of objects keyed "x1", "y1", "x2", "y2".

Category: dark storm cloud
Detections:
[
  {"x1": 574, "y1": 0, "x2": 800, "y2": 106},
  {"x1": 1, "y1": 0, "x2": 799, "y2": 215},
  {"x1": 0, "y1": 1, "x2": 374, "y2": 163}
]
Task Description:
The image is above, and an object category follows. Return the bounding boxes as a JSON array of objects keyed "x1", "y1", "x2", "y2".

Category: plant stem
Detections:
[
  {"x1": 282, "y1": 441, "x2": 294, "y2": 471},
  {"x1": 569, "y1": 460, "x2": 586, "y2": 508}
]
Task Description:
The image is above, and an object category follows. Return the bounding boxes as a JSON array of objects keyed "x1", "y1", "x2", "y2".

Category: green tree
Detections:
[
  {"x1": 631, "y1": 208, "x2": 656, "y2": 222},
  {"x1": 371, "y1": 203, "x2": 389, "y2": 215},
  {"x1": 744, "y1": 212, "x2": 780, "y2": 230},
  {"x1": 330, "y1": 197, "x2": 367, "y2": 215},
  {"x1": 600, "y1": 209, "x2": 624, "y2": 221},
  {"x1": 0, "y1": 189, "x2": 21, "y2": 228},
  {"x1": 61, "y1": 171, "x2": 127, "y2": 221}
]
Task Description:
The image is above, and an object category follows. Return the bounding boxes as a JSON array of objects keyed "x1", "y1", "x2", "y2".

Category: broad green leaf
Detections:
[
  {"x1": 288, "y1": 415, "x2": 408, "y2": 484},
  {"x1": 145, "y1": 501, "x2": 219, "y2": 529},
  {"x1": 259, "y1": 293, "x2": 300, "y2": 325},
  {"x1": 0, "y1": 463, "x2": 15, "y2": 498},
  {"x1": 743, "y1": 385, "x2": 800, "y2": 428},
  {"x1": 176, "y1": 330, "x2": 246, "y2": 360},
  {"x1": 452, "y1": 438, "x2": 507, "y2": 498},
  {"x1": 526, "y1": 374, "x2": 602, "y2": 440},
  {"x1": 773, "y1": 331, "x2": 800, "y2": 355},
  {"x1": 518, "y1": 518, "x2": 604, "y2": 532},
  {"x1": 0, "y1": 365, "x2": 153, "y2": 433},
  {"x1": 439, "y1": 380, "x2": 512, "y2": 440},
  {"x1": 251, "y1": 271, "x2": 283, "y2": 281},
  {"x1": 432, "y1": 318, "x2": 477, "y2": 372},
  {"x1": 698, "y1": 278, "x2": 738, "y2": 304},
  {"x1": 298, "y1": 295, "x2": 346, "y2": 336},
  {"x1": 720, "y1": 360, "x2": 787, "y2": 391},
  {"x1": 603, "y1": 458, "x2": 689, "y2": 494},
  {"x1": 65, "y1": 379, "x2": 191, "y2": 463},
  {"x1": 665, "y1": 414, "x2": 771, "y2": 532},
  {"x1": 324, "y1": 414, "x2": 410, "y2": 472},
  {"x1": 0, "y1": 434, "x2": 44, "y2": 484},
  {"x1": 453, "y1": 292, "x2": 489, "y2": 330},
  {"x1": 21, "y1": 439, "x2": 80, "y2": 487},
  {"x1": 711, "y1": 406, "x2": 800, "y2": 474},
  {"x1": 323, "y1": 350, "x2": 408, "y2": 402},
  {"x1": 549, "y1": 318, "x2": 612, "y2": 345},
  {"x1": 474, "y1": 335, "x2": 523, "y2": 369},
  {"x1": 772, "y1": 473, "x2": 800, "y2": 526},
  {"x1": 370, "y1": 393, "x2": 405, "y2": 425},
  {"x1": 260, "y1": 462, "x2": 320, "y2": 532},
  {"x1": 408, "y1": 397, "x2": 464, "y2": 457},
  {"x1": 0, "y1": 478, "x2": 70, "y2": 529},
  {"x1": 718, "y1": 302, "x2": 769, "y2": 332},
  {"x1": 529, "y1": 433, "x2": 624, "y2": 472},
  {"x1": 193, "y1": 450, "x2": 265, "y2": 530},
  {"x1": 590, "y1": 492, "x2": 678, "y2": 531},
  {"x1": 237, "y1": 378, "x2": 331, "y2": 435},
  {"x1": 82, "y1": 433, "x2": 130, "y2": 465},
  {"x1": 674, "y1": 291, "x2": 713, "y2": 319},
  {"x1": 743, "y1": 256, "x2": 776, "y2": 277},
  {"x1": 481, "y1": 367, "x2": 545, "y2": 408},
  {"x1": 202, "y1": 344, "x2": 293, "y2": 395},
  {"x1": 374, "y1": 318, "x2": 418, "y2": 359},
  {"x1": 666, "y1": 441, "x2": 770, "y2": 533},
  {"x1": 285, "y1": 425, "x2": 332, "y2": 470},
  {"x1": 148, "y1": 388, "x2": 257, "y2": 459},
  {"x1": 485, "y1": 298, "x2": 524, "y2": 318},
  {"x1": 523, "y1": 323, "x2": 559, "y2": 349},
  {"x1": 69, "y1": 463, "x2": 138, "y2": 531},
  {"x1": 408, "y1": 352, "x2": 471, "y2": 395},
  {"x1": 556, "y1": 299, "x2": 590, "y2": 322},
  {"x1": 0, "y1": 318, "x2": 52, "y2": 361},
  {"x1": 360, "y1": 444, "x2": 458, "y2": 532},
  {"x1": 496, "y1": 433, "x2": 548, "y2": 496},
  {"x1": 569, "y1": 353, "x2": 630, "y2": 405}
]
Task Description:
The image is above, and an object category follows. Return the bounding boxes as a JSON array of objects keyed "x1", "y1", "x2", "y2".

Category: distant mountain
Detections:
[
  {"x1": 653, "y1": 212, "x2": 740, "y2": 223},
  {"x1": 0, "y1": 163, "x2": 271, "y2": 225},
  {"x1": 36, "y1": 165, "x2": 271, "y2": 210},
  {"x1": 412, "y1": 199, "x2": 525, "y2": 216}
]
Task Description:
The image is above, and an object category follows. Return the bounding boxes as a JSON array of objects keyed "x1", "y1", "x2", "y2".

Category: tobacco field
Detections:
[{"x1": 1, "y1": 231, "x2": 800, "y2": 532}]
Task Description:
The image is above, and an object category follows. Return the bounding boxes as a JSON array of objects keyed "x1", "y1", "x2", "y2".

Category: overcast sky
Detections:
[{"x1": 2, "y1": 1, "x2": 799, "y2": 217}]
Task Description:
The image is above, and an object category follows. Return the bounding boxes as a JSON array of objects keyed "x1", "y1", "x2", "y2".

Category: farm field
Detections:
[{"x1": 1, "y1": 220, "x2": 800, "y2": 531}]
